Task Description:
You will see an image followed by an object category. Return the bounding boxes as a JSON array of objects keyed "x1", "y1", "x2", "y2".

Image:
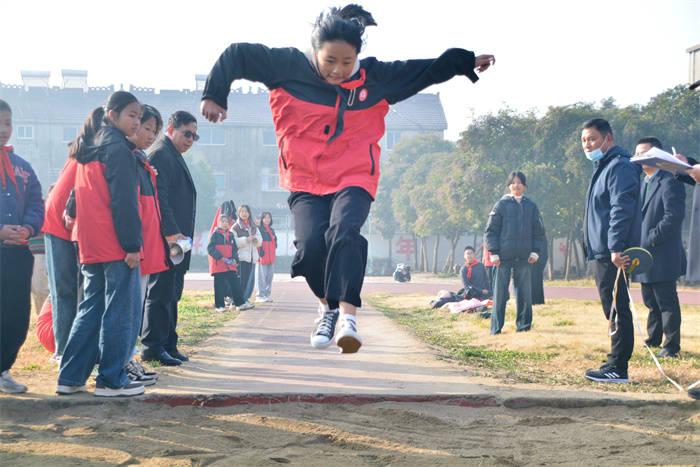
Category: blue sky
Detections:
[{"x1": 3, "y1": 0, "x2": 698, "y2": 139}]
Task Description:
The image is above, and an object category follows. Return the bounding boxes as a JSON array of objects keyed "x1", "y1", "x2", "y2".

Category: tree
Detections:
[{"x1": 185, "y1": 153, "x2": 218, "y2": 233}]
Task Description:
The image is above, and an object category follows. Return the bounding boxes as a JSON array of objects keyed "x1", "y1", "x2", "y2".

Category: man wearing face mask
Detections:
[{"x1": 581, "y1": 118, "x2": 642, "y2": 384}]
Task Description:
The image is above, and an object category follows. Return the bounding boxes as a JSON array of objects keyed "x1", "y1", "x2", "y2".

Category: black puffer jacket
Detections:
[{"x1": 485, "y1": 195, "x2": 545, "y2": 262}]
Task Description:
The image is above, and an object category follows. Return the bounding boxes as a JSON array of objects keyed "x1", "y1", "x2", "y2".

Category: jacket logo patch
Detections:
[
  {"x1": 14, "y1": 166, "x2": 30, "y2": 185},
  {"x1": 359, "y1": 89, "x2": 368, "y2": 102}
]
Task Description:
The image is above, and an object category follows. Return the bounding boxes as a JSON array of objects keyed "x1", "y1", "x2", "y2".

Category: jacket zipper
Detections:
[
  {"x1": 369, "y1": 144, "x2": 375, "y2": 175},
  {"x1": 279, "y1": 140, "x2": 287, "y2": 169}
]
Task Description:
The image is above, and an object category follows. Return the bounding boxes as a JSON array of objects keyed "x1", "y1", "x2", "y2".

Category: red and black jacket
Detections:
[
  {"x1": 135, "y1": 150, "x2": 170, "y2": 275},
  {"x1": 202, "y1": 44, "x2": 479, "y2": 198},
  {"x1": 258, "y1": 224, "x2": 277, "y2": 265},
  {"x1": 73, "y1": 126, "x2": 142, "y2": 264},
  {"x1": 43, "y1": 158, "x2": 78, "y2": 241},
  {"x1": 207, "y1": 227, "x2": 239, "y2": 275}
]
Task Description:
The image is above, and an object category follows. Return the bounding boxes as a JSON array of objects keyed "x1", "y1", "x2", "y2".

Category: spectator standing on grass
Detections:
[
  {"x1": 486, "y1": 171, "x2": 545, "y2": 335},
  {"x1": 256, "y1": 211, "x2": 277, "y2": 302},
  {"x1": 0, "y1": 98, "x2": 44, "y2": 394},
  {"x1": 631, "y1": 137, "x2": 686, "y2": 360},
  {"x1": 581, "y1": 118, "x2": 641, "y2": 384},
  {"x1": 141, "y1": 111, "x2": 198, "y2": 367},
  {"x1": 459, "y1": 246, "x2": 490, "y2": 300}
]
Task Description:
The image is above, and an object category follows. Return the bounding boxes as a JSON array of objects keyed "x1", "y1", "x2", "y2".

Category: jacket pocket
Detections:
[
  {"x1": 369, "y1": 144, "x2": 375, "y2": 175},
  {"x1": 279, "y1": 140, "x2": 287, "y2": 169}
]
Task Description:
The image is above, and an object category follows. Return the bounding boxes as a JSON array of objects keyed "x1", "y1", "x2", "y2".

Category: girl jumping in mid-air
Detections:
[{"x1": 201, "y1": 4, "x2": 495, "y2": 353}]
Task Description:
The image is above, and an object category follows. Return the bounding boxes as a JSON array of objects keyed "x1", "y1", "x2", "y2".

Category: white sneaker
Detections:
[
  {"x1": 310, "y1": 308, "x2": 339, "y2": 348},
  {"x1": 94, "y1": 382, "x2": 145, "y2": 397},
  {"x1": 49, "y1": 354, "x2": 62, "y2": 364},
  {"x1": 237, "y1": 302, "x2": 255, "y2": 311},
  {"x1": 0, "y1": 371, "x2": 27, "y2": 394},
  {"x1": 56, "y1": 384, "x2": 87, "y2": 395},
  {"x1": 336, "y1": 317, "x2": 362, "y2": 354},
  {"x1": 264, "y1": 297, "x2": 274, "y2": 303},
  {"x1": 215, "y1": 307, "x2": 227, "y2": 312}
]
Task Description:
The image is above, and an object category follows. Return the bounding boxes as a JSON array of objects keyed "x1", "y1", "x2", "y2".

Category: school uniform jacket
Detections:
[
  {"x1": 42, "y1": 158, "x2": 77, "y2": 241},
  {"x1": 147, "y1": 136, "x2": 197, "y2": 271},
  {"x1": 135, "y1": 150, "x2": 170, "y2": 276},
  {"x1": 485, "y1": 195, "x2": 545, "y2": 262},
  {"x1": 207, "y1": 227, "x2": 239, "y2": 275},
  {"x1": 0, "y1": 146, "x2": 43, "y2": 240},
  {"x1": 202, "y1": 43, "x2": 480, "y2": 198},
  {"x1": 258, "y1": 225, "x2": 277, "y2": 265},
  {"x1": 73, "y1": 126, "x2": 142, "y2": 264}
]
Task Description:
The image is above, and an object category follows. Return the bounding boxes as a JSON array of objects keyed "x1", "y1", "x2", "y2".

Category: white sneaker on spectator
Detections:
[
  {"x1": 215, "y1": 307, "x2": 227, "y2": 312},
  {"x1": 94, "y1": 382, "x2": 145, "y2": 397},
  {"x1": 336, "y1": 316, "x2": 362, "y2": 354},
  {"x1": 237, "y1": 302, "x2": 255, "y2": 311},
  {"x1": 48, "y1": 354, "x2": 62, "y2": 365},
  {"x1": 0, "y1": 371, "x2": 27, "y2": 394},
  {"x1": 56, "y1": 384, "x2": 87, "y2": 395}
]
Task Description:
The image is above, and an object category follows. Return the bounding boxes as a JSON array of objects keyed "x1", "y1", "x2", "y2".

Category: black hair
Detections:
[
  {"x1": 636, "y1": 136, "x2": 663, "y2": 151},
  {"x1": 220, "y1": 200, "x2": 237, "y2": 220},
  {"x1": 464, "y1": 246, "x2": 475, "y2": 252},
  {"x1": 68, "y1": 91, "x2": 139, "y2": 160},
  {"x1": 311, "y1": 4, "x2": 377, "y2": 53},
  {"x1": 0, "y1": 99, "x2": 11, "y2": 114},
  {"x1": 238, "y1": 204, "x2": 252, "y2": 218},
  {"x1": 507, "y1": 171, "x2": 527, "y2": 187},
  {"x1": 167, "y1": 110, "x2": 196, "y2": 129},
  {"x1": 141, "y1": 104, "x2": 163, "y2": 133},
  {"x1": 582, "y1": 118, "x2": 613, "y2": 138},
  {"x1": 259, "y1": 211, "x2": 273, "y2": 227}
]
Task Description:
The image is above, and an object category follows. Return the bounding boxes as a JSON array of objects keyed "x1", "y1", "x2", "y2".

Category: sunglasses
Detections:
[{"x1": 180, "y1": 129, "x2": 200, "y2": 141}]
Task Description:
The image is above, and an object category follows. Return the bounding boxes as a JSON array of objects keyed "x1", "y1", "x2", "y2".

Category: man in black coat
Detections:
[
  {"x1": 631, "y1": 137, "x2": 686, "y2": 358},
  {"x1": 141, "y1": 111, "x2": 198, "y2": 365}
]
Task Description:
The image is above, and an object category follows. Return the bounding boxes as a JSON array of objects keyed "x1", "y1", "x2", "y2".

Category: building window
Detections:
[
  {"x1": 261, "y1": 166, "x2": 283, "y2": 192},
  {"x1": 262, "y1": 129, "x2": 277, "y2": 146},
  {"x1": 62, "y1": 127, "x2": 78, "y2": 143},
  {"x1": 16, "y1": 126, "x2": 34, "y2": 140},
  {"x1": 198, "y1": 127, "x2": 225, "y2": 146},
  {"x1": 385, "y1": 131, "x2": 402, "y2": 149},
  {"x1": 214, "y1": 172, "x2": 226, "y2": 190}
]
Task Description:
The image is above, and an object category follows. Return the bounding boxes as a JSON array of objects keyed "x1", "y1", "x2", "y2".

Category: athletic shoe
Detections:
[
  {"x1": 49, "y1": 354, "x2": 62, "y2": 365},
  {"x1": 336, "y1": 317, "x2": 362, "y2": 354},
  {"x1": 237, "y1": 302, "x2": 255, "y2": 311},
  {"x1": 126, "y1": 360, "x2": 157, "y2": 386},
  {"x1": 688, "y1": 387, "x2": 700, "y2": 400},
  {"x1": 132, "y1": 359, "x2": 157, "y2": 378},
  {"x1": 94, "y1": 382, "x2": 145, "y2": 397},
  {"x1": 224, "y1": 297, "x2": 233, "y2": 308},
  {"x1": 657, "y1": 349, "x2": 679, "y2": 358},
  {"x1": 310, "y1": 308, "x2": 339, "y2": 349},
  {"x1": 0, "y1": 371, "x2": 27, "y2": 394},
  {"x1": 215, "y1": 307, "x2": 227, "y2": 312},
  {"x1": 56, "y1": 384, "x2": 87, "y2": 395},
  {"x1": 584, "y1": 364, "x2": 629, "y2": 383}
]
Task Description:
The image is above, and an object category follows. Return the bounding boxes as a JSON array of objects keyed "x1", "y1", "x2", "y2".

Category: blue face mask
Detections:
[{"x1": 584, "y1": 137, "x2": 608, "y2": 162}]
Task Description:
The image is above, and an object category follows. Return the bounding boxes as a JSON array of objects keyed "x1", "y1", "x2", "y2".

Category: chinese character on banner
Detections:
[{"x1": 395, "y1": 236, "x2": 415, "y2": 263}]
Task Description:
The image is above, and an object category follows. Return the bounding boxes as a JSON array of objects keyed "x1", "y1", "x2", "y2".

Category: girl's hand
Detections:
[
  {"x1": 0, "y1": 225, "x2": 24, "y2": 243},
  {"x1": 200, "y1": 99, "x2": 227, "y2": 123},
  {"x1": 474, "y1": 54, "x2": 496, "y2": 73},
  {"x1": 125, "y1": 252, "x2": 140, "y2": 269}
]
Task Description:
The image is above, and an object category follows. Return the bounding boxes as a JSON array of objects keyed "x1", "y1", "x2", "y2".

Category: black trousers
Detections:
[
  {"x1": 141, "y1": 266, "x2": 185, "y2": 354},
  {"x1": 238, "y1": 261, "x2": 253, "y2": 301},
  {"x1": 213, "y1": 271, "x2": 245, "y2": 308},
  {"x1": 288, "y1": 187, "x2": 373, "y2": 309},
  {"x1": 641, "y1": 281, "x2": 681, "y2": 353},
  {"x1": 592, "y1": 258, "x2": 634, "y2": 369},
  {"x1": 1, "y1": 246, "x2": 34, "y2": 373}
]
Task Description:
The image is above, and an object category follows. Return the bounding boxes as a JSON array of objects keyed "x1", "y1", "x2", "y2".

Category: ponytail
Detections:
[
  {"x1": 68, "y1": 90, "x2": 139, "y2": 160},
  {"x1": 311, "y1": 4, "x2": 377, "y2": 53}
]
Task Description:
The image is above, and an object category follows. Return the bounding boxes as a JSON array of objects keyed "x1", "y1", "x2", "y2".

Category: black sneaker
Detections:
[
  {"x1": 132, "y1": 359, "x2": 158, "y2": 378},
  {"x1": 310, "y1": 308, "x2": 339, "y2": 349},
  {"x1": 126, "y1": 360, "x2": 157, "y2": 386},
  {"x1": 584, "y1": 364, "x2": 629, "y2": 383}
]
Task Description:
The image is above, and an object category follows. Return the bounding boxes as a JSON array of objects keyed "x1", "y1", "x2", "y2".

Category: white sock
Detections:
[{"x1": 341, "y1": 314, "x2": 356, "y2": 324}]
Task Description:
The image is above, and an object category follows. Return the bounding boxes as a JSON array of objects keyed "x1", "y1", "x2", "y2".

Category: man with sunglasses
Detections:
[{"x1": 141, "y1": 111, "x2": 198, "y2": 366}]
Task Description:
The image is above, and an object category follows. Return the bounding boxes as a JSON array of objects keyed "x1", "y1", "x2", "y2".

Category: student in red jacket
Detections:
[
  {"x1": 57, "y1": 91, "x2": 145, "y2": 397},
  {"x1": 255, "y1": 211, "x2": 277, "y2": 303},
  {"x1": 207, "y1": 211, "x2": 252, "y2": 312},
  {"x1": 201, "y1": 4, "x2": 495, "y2": 353}
]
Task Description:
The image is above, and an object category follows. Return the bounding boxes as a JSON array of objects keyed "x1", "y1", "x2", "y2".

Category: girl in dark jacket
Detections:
[
  {"x1": 57, "y1": 91, "x2": 145, "y2": 397},
  {"x1": 485, "y1": 171, "x2": 545, "y2": 335},
  {"x1": 201, "y1": 4, "x2": 495, "y2": 353},
  {"x1": 255, "y1": 212, "x2": 277, "y2": 303}
]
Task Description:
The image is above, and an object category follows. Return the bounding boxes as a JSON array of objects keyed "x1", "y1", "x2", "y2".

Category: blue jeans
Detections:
[
  {"x1": 58, "y1": 260, "x2": 141, "y2": 389},
  {"x1": 491, "y1": 259, "x2": 532, "y2": 334},
  {"x1": 255, "y1": 263, "x2": 274, "y2": 298},
  {"x1": 44, "y1": 233, "x2": 80, "y2": 356}
]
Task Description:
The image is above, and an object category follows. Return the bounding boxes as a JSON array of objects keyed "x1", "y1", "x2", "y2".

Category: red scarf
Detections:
[
  {"x1": 0, "y1": 146, "x2": 20, "y2": 198},
  {"x1": 464, "y1": 260, "x2": 479, "y2": 280}
]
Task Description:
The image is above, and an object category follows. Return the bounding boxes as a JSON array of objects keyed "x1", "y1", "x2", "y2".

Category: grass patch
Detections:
[
  {"x1": 366, "y1": 293, "x2": 700, "y2": 393},
  {"x1": 176, "y1": 291, "x2": 236, "y2": 347}
]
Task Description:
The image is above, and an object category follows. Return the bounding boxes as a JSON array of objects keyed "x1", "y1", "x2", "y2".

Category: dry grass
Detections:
[{"x1": 366, "y1": 293, "x2": 700, "y2": 393}]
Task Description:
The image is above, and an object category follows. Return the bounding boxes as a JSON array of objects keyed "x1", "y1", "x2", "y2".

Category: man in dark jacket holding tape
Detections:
[{"x1": 581, "y1": 118, "x2": 642, "y2": 384}]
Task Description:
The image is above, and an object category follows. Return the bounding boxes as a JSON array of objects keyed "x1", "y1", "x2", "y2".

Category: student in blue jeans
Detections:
[
  {"x1": 57, "y1": 91, "x2": 145, "y2": 397},
  {"x1": 485, "y1": 171, "x2": 545, "y2": 335}
]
